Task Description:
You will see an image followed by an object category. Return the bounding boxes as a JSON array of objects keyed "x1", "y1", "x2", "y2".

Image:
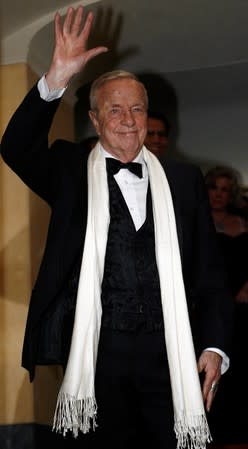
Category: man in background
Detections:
[{"x1": 144, "y1": 111, "x2": 170, "y2": 157}]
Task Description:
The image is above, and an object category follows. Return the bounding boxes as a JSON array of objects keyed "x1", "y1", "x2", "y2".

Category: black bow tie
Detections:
[{"x1": 106, "y1": 158, "x2": 143, "y2": 178}]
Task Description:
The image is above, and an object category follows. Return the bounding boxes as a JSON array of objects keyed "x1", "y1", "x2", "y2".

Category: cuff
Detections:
[
  {"x1": 205, "y1": 347, "x2": 230, "y2": 374},
  {"x1": 37, "y1": 75, "x2": 67, "y2": 102}
]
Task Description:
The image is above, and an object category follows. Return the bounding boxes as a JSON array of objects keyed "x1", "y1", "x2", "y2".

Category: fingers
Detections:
[
  {"x1": 202, "y1": 374, "x2": 220, "y2": 412},
  {"x1": 83, "y1": 46, "x2": 109, "y2": 65},
  {"x1": 57, "y1": 6, "x2": 85, "y2": 37},
  {"x1": 71, "y1": 6, "x2": 84, "y2": 36},
  {"x1": 205, "y1": 380, "x2": 219, "y2": 412},
  {"x1": 80, "y1": 10, "x2": 94, "y2": 40},
  {"x1": 63, "y1": 7, "x2": 75, "y2": 35},
  {"x1": 198, "y1": 350, "x2": 222, "y2": 412},
  {"x1": 59, "y1": 6, "x2": 93, "y2": 38},
  {"x1": 54, "y1": 12, "x2": 62, "y2": 42},
  {"x1": 201, "y1": 367, "x2": 219, "y2": 400}
]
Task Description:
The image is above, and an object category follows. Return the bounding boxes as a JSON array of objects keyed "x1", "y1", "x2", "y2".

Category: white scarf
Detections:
[{"x1": 53, "y1": 143, "x2": 211, "y2": 449}]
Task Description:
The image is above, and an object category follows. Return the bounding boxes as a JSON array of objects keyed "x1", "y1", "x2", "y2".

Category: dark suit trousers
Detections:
[
  {"x1": 92, "y1": 326, "x2": 177, "y2": 449},
  {"x1": 52, "y1": 327, "x2": 176, "y2": 449}
]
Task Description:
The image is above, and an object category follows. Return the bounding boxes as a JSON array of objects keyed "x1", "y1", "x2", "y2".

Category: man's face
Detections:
[
  {"x1": 89, "y1": 78, "x2": 147, "y2": 162},
  {"x1": 144, "y1": 117, "x2": 169, "y2": 157}
]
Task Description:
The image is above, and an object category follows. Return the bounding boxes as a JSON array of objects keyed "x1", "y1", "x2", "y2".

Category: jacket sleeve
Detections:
[
  {"x1": 1, "y1": 83, "x2": 62, "y2": 205},
  {"x1": 190, "y1": 168, "x2": 234, "y2": 357}
]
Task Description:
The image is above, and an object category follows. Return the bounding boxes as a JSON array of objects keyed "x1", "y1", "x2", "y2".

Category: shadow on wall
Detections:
[{"x1": 83, "y1": 5, "x2": 139, "y2": 83}]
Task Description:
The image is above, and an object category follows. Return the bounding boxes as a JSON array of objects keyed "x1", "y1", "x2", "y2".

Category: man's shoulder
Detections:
[
  {"x1": 51, "y1": 139, "x2": 90, "y2": 162},
  {"x1": 161, "y1": 157, "x2": 202, "y2": 180},
  {"x1": 160, "y1": 158, "x2": 206, "y2": 202}
]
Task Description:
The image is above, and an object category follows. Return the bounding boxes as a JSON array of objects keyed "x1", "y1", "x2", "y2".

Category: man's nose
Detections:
[{"x1": 121, "y1": 110, "x2": 135, "y2": 126}]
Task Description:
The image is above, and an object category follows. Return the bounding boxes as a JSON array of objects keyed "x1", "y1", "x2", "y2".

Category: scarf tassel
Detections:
[
  {"x1": 174, "y1": 414, "x2": 212, "y2": 449},
  {"x1": 53, "y1": 392, "x2": 97, "y2": 437}
]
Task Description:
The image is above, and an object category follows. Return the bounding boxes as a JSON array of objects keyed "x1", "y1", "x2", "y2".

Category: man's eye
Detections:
[
  {"x1": 111, "y1": 108, "x2": 121, "y2": 114},
  {"x1": 133, "y1": 106, "x2": 144, "y2": 113}
]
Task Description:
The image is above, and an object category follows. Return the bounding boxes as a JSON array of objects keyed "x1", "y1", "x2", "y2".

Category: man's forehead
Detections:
[{"x1": 99, "y1": 79, "x2": 145, "y2": 98}]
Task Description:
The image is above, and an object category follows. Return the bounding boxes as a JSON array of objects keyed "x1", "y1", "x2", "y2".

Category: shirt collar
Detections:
[{"x1": 99, "y1": 143, "x2": 145, "y2": 165}]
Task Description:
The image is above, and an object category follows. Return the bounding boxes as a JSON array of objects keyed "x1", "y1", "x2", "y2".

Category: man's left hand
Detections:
[{"x1": 197, "y1": 350, "x2": 222, "y2": 412}]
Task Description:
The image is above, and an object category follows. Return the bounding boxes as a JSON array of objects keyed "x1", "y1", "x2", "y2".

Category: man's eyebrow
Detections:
[
  {"x1": 108, "y1": 102, "x2": 146, "y2": 108},
  {"x1": 109, "y1": 103, "x2": 122, "y2": 108}
]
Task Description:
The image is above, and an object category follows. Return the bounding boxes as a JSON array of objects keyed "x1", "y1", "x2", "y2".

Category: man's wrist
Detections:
[
  {"x1": 37, "y1": 75, "x2": 67, "y2": 102},
  {"x1": 45, "y1": 67, "x2": 70, "y2": 91},
  {"x1": 204, "y1": 347, "x2": 230, "y2": 374}
]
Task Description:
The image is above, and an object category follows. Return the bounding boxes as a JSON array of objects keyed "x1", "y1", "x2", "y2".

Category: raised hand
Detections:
[{"x1": 46, "y1": 6, "x2": 108, "y2": 90}]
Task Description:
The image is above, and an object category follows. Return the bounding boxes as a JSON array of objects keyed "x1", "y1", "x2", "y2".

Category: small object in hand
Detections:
[{"x1": 210, "y1": 382, "x2": 218, "y2": 394}]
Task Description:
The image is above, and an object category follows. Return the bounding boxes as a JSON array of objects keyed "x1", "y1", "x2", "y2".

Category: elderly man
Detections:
[{"x1": 1, "y1": 6, "x2": 232, "y2": 449}]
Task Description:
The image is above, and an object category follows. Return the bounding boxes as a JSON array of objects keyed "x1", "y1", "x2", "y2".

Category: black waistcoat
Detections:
[
  {"x1": 101, "y1": 175, "x2": 163, "y2": 332},
  {"x1": 36, "y1": 174, "x2": 164, "y2": 365}
]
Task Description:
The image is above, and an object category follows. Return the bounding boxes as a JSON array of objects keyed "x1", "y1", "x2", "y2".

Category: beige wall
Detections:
[{"x1": 0, "y1": 63, "x2": 74, "y2": 425}]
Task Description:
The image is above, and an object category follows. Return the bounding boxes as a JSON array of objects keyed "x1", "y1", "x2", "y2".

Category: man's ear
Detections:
[{"x1": 88, "y1": 110, "x2": 100, "y2": 136}]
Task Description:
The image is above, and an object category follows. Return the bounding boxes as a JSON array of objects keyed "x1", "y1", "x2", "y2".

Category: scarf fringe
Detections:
[
  {"x1": 174, "y1": 414, "x2": 212, "y2": 449},
  {"x1": 52, "y1": 392, "x2": 97, "y2": 437}
]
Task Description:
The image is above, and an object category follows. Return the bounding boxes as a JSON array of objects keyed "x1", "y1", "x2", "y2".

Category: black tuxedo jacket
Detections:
[{"x1": 1, "y1": 85, "x2": 233, "y2": 380}]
